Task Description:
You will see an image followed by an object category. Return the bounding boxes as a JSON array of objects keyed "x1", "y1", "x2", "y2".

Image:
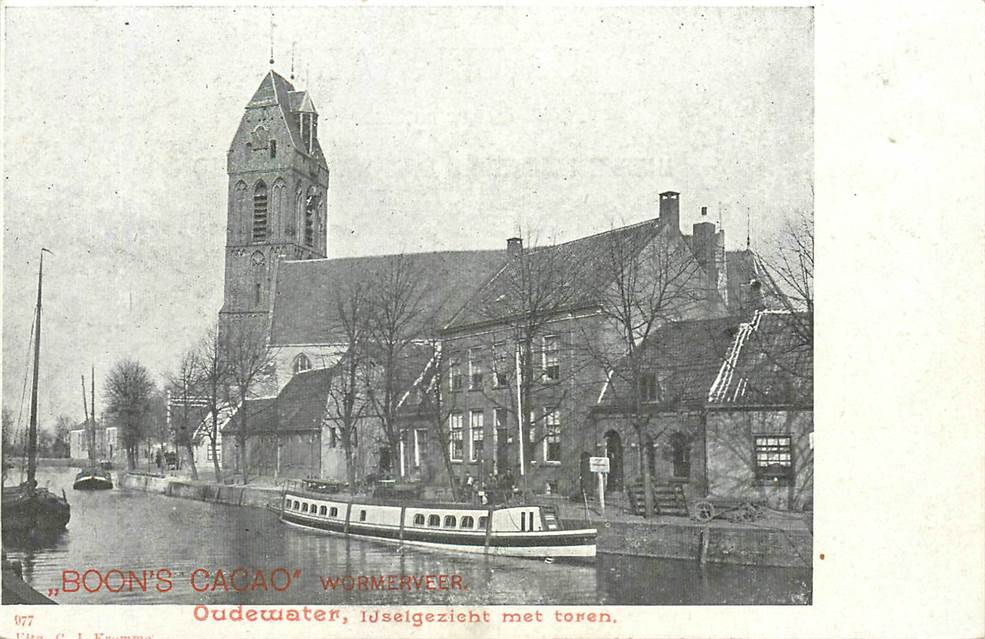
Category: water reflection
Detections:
[{"x1": 2, "y1": 468, "x2": 810, "y2": 605}]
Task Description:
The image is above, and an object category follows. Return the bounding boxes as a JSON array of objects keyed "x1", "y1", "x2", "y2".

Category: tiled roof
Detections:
[
  {"x1": 270, "y1": 250, "x2": 506, "y2": 345},
  {"x1": 246, "y1": 70, "x2": 325, "y2": 161},
  {"x1": 277, "y1": 367, "x2": 332, "y2": 432},
  {"x1": 708, "y1": 310, "x2": 813, "y2": 407},
  {"x1": 222, "y1": 398, "x2": 278, "y2": 435},
  {"x1": 222, "y1": 369, "x2": 332, "y2": 435},
  {"x1": 598, "y1": 316, "x2": 744, "y2": 410},
  {"x1": 445, "y1": 219, "x2": 669, "y2": 330}
]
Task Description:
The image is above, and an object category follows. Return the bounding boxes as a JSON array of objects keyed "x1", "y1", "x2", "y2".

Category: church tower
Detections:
[{"x1": 219, "y1": 69, "x2": 329, "y2": 329}]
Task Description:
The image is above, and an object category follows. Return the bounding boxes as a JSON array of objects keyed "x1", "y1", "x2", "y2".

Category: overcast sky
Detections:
[{"x1": 2, "y1": 6, "x2": 812, "y2": 428}]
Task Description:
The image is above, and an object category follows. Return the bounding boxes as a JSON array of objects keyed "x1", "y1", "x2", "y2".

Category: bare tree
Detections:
[
  {"x1": 222, "y1": 320, "x2": 275, "y2": 484},
  {"x1": 362, "y1": 254, "x2": 429, "y2": 479},
  {"x1": 104, "y1": 359, "x2": 156, "y2": 470},
  {"x1": 581, "y1": 223, "x2": 709, "y2": 516},
  {"x1": 413, "y1": 340, "x2": 464, "y2": 498},
  {"x1": 324, "y1": 281, "x2": 372, "y2": 490},
  {"x1": 469, "y1": 234, "x2": 584, "y2": 493},
  {"x1": 194, "y1": 323, "x2": 231, "y2": 483},
  {"x1": 757, "y1": 209, "x2": 814, "y2": 348},
  {"x1": 167, "y1": 350, "x2": 200, "y2": 480}
]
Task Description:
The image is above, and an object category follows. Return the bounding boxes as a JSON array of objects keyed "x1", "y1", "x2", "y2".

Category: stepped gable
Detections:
[{"x1": 270, "y1": 249, "x2": 507, "y2": 345}]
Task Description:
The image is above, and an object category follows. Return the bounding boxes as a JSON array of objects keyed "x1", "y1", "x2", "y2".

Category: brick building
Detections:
[{"x1": 215, "y1": 69, "x2": 797, "y2": 501}]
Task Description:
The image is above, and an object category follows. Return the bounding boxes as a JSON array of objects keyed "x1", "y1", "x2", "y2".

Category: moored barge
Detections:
[{"x1": 280, "y1": 483, "x2": 596, "y2": 561}]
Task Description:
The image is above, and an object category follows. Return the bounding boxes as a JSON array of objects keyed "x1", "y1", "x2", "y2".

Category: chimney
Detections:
[
  {"x1": 507, "y1": 237, "x2": 523, "y2": 259},
  {"x1": 692, "y1": 220, "x2": 717, "y2": 271},
  {"x1": 659, "y1": 191, "x2": 680, "y2": 232}
]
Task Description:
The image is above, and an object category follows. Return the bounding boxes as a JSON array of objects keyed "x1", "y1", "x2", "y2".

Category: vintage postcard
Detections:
[{"x1": 1, "y1": 3, "x2": 982, "y2": 639}]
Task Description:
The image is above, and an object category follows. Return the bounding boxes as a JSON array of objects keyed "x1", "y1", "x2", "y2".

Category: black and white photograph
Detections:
[{"x1": 0, "y1": 3, "x2": 982, "y2": 638}]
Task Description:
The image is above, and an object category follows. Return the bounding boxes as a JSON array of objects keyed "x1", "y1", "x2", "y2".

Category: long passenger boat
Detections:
[{"x1": 279, "y1": 482, "x2": 596, "y2": 561}]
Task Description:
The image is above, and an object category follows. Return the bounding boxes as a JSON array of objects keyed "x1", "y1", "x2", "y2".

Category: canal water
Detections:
[{"x1": 2, "y1": 467, "x2": 811, "y2": 605}]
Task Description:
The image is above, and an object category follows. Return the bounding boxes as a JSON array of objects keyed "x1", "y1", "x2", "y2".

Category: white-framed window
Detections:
[
  {"x1": 468, "y1": 348, "x2": 483, "y2": 390},
  {"x1": 449, "y1": 359, "x2": 463, "y2": 392},
  {"x1": 754, "y1": 435, "x2": 793, "y2": 480},
  {"x1": 414, "y1": 429, "x2": 428, "y2": 468},
  {"x1": 544, "y1": 408, "x2": 561, "y2": 463},
  {"x1": 542, "y1": 335, "x2": 560, "y2": 381},
  {"x1": 293, "y1": 353, "x2": 311, "y2": 375},
  {"x1": 469, "y1": 411, "x2": 484, "y2": 463},
  {"x1": 449, "y1": 413, "x2": 464, "y2": 462}
]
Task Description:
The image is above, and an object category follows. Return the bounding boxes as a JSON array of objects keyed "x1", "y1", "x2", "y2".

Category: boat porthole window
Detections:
[
  {"x1": 413, "y1": 514, "x2": 425, "y2": 526},
  {"x1": 444, "y1": 515, "x2": 456, "y2": 528},
  {"x1": 330, "y1": 507, "x2": 338, "y2": 517},
  {"x1": 319, "y1": 505, "x2": 327, "y2": 516},
  {"x1": 478, "y1": 516, "x2": 488, "y2": 530},
  {"x1": 359, "y1": 510, "x2": 367, "y2": 522},
  {"x1": 428, "y1": 514, "x2": 440, "y2": 527},
  {"x1": 460, "y1": 516, "x2": 474, "y2": 528},
  {"x1": 302, "y1": 503, "x2": 309, "y2": 513}
]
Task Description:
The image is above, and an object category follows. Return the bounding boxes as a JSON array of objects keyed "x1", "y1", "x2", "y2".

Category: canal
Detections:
[{"x1": 2, "y1": 468, "x2": 811, "y2": 605}]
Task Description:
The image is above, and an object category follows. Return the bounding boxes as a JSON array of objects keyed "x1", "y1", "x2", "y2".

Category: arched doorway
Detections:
[
  {"x1": 603, "y1": 430, "x2": 623, "y2": 492},
  {"x1": 669, "y1": 432, "x2": 691, "y2": 479}
]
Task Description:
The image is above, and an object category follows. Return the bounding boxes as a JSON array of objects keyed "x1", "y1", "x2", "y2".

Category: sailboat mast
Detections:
[
  {"x1": 26, "y1": 250, "x2": 46, "y2": 487},
  {"x1": 91, "y1": 366, "x2": 96, "y2": 462},
  {"x1": 82, "y1": 375, "x2": 93, "y2": 465}
]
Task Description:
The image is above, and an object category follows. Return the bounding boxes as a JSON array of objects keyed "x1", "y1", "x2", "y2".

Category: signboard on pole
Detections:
[{"x1": 588, "y1": 456, "x2": 610, "y2": 473}]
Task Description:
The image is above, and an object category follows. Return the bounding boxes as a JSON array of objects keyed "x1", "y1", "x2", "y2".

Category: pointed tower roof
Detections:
[
  {"x1": 244, "y1": 70, "x2": 324, "y2": 161},
  {"x1": 288, "y1": 90, "x2": 317, "y2": 113}
]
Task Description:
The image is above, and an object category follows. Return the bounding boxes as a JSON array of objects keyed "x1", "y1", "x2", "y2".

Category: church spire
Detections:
[{"x1": 268, "y1": 10, "x2": 275, "y2": 66}]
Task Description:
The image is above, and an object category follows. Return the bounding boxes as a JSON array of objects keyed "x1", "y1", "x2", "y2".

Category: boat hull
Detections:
[
  {"x1": 1, "y1": 485, "x2": 71, "y2": 532},
  {"x1": 72, "y1": 469, "x2": 113, "y2": 491},
  {"x1": 279, "y1": 493, "x2": 596, "y2": 560}
]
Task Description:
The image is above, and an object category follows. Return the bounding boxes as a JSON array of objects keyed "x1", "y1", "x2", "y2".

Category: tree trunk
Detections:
[
  {"x1": 637, "y1": 427, "x2": 654, "y2": 518},
  {"x1": 209, "y1": 412, "x2": 222, "y2": 483},
  {"x1": 185, "y1": 441, "x2": 198, "y2": 480}
]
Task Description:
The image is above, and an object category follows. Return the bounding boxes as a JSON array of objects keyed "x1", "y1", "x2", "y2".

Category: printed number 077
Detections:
[{"x1": 14, "y1": 615, "x2": 34, "y2": 626}]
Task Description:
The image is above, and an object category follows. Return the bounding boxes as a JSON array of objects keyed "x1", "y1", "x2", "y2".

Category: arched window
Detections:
[
  {"x1": 252, "y1": 181, "x2": 268, "y2": 242},
  {"x1": 293, "y1": 353, "x2": 311, "y2": 375},
  {"x1": 288, "y1": 188, "x2": 302, "y2": 239},
  {"x1": 304, "y1": 188, "x2": 318, "y2": 247},
  {"x1": 270, "y1": 180, "x2": 285, "y2": 242},
  {"x1": 234, "y1": 181, "x2": 247, "y2": 242}
]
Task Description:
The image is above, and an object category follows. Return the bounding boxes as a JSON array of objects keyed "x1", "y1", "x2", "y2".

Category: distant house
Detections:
[{"x1": 69, "y1": 424, "x2": 120, "y2": 463}]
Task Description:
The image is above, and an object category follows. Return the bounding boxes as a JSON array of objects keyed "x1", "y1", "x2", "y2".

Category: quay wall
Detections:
[
  {"x1": 118, "y1": 472, "x2": 281, "y2": 509},
  {"x1": 118, "y1": 473, "x2": 810, "y2": 569},
  {"x1": 578, "y1": 519, "x2": 812, "y2": 569}
]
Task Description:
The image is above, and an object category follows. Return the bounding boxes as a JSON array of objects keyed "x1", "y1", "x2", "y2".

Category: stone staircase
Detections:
[{"x1": 627, "y1": 480, "x2": 689, "y2": 517}]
